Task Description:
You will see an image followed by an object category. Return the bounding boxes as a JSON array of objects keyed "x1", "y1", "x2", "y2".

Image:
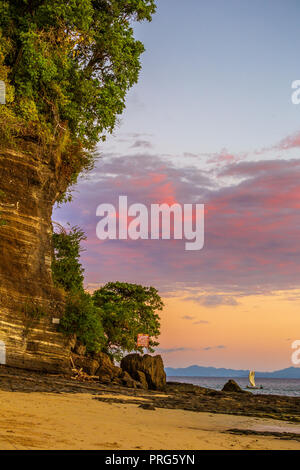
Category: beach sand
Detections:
[{"x1": 0, "y1": 390, "x2": 299, "y2": 450}]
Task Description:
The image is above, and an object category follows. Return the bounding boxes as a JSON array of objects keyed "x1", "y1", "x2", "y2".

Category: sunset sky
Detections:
[{"x1": 54, "y1": 0, "x2": 300, "y2": 371}]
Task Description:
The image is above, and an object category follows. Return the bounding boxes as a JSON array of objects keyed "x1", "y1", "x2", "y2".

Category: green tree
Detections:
[
  {"x1": 60, "y1": 289, "x2": 106, "y2": 353},
  {"x1": 93, "y1": 282, "x2": 163, "y2": 360},
  {"x1": 0, "y1": 0, "x2": 156, "y2": 184},
  {"x1": 52, "y1": 224, "x2": 86, "y2": 292},
  {"x1": 52, "y1": 224, "x2": 106, "y2": 352}
]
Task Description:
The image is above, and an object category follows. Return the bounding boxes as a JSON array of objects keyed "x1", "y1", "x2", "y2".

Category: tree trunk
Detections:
[{"x1": 0, "y1": 145, "x2": 70, "y2": 372}]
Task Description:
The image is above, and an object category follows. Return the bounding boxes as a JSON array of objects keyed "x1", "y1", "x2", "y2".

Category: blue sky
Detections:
[{"x1": 105, "y1": 0, "x2": 300, "y2": 157}]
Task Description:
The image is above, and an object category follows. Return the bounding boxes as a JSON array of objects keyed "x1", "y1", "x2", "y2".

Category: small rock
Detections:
[
  {"x1": 98, "y1": 373, "x2": 111, "y2": 384},
  {"x1": 139, "y1": 403, "x2": 156, "y2": 410},
  {"x1": 222, "y1": 379, "x2": 245, "y2": 393}
]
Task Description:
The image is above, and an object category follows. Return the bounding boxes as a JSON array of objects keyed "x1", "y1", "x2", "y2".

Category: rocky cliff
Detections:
[{"x1": 0, "y1": 145, "x2": 70, "y2": 372}]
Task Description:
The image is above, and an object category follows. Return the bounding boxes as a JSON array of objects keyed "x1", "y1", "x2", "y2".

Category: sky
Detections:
[{"x1": 54, "y1": 0, "x2": 300, "y2": 371}]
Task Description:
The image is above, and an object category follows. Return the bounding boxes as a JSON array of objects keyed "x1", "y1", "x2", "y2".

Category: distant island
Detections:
[{"x1": 165, "y1": 365, "x2": 300, "y2": 379}]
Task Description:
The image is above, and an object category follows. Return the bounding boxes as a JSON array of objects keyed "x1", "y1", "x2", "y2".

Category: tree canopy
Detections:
[
  {"x1": 93, "y1": 282, "x2": 163, "y2": 360},
  {"x1": 0, "y1": 0, "x2": 156, "y2": 183}
]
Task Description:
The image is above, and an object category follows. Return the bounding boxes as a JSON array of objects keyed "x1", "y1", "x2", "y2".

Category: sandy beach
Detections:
[{"x1": 0, "y1": 390, "x2": 299, "y2": 450}]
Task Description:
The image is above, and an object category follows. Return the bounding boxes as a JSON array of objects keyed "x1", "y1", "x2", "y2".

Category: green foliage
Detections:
[
  {"x1": 60, "y1": 290, "x2": 106, "y2": 353},
  {"x1": 52, "y1": 225, "x2": 86, "y2": 292},
  {"x1": 52, "y1": 227, "x2": 163, "y2": 358},
  {"x1": 93, "y1": 282, "x2": 163, "y2": 360},
  {"x1": 52, "y1": 224, "x2": 105, "y2": 352},
  {"x1": 0, "y1": 0, "x2": 156, "y2": 186}
]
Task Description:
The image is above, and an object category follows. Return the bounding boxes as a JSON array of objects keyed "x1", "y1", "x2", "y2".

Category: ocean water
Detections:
[{"x1": 167, "y1": 376, "x2": 300, "y2": 397}]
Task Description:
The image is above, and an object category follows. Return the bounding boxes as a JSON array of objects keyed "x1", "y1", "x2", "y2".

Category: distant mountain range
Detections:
[{"x1": 165, "y1": 365, "x2": 300, "y2": 379}]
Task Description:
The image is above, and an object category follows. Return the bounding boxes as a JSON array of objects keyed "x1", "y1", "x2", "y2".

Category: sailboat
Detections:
[{"x1": 246, "y1": 370, "x2": 263, "y2": 390}]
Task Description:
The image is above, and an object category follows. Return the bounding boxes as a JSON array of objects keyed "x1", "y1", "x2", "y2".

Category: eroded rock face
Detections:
[
  {"x1": 0, "y1": 147, "x2": 70, "y2": 372},
  {"x1": 120, "y1": 354, "x2": 166, "y2": 391}
]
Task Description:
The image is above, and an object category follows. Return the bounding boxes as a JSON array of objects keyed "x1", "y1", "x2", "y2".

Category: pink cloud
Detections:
[
  {"x1": 275, "y1": 131, "x2": 300, "y2": 150},
  {"x1": 54, "y1": 153, "x2": 300, "y2": 294},
  {"x1": 207, "y1": 148, "x2": 243, "y2": 165}
]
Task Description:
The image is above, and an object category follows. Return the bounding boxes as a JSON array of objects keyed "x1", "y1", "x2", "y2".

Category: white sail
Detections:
[{"x1": 249, "y1": 370, "x2": 256, "y2": 388}]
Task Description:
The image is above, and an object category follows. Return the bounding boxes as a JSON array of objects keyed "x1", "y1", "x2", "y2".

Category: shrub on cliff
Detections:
[
  {"x1": 52, "y1": 225, "x2": 105, "y2": 352},
  {"x1": 52, "y1": 225, "x2": 86, "y2": 292},
  {"x1": 60, "y1": 290, "x2": 106, "y2": 353}
]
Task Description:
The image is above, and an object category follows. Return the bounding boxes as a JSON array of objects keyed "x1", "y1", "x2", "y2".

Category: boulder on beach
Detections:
[
  {"x1": 71, "y1": 354, "x2": 100, "y2": 376},
  {"x1": 94, "y1": 352, "x2": 122, "y2": 383},
  {"x1": 120, "y1": 353, "x2": 166, "y2": 391},
  {"x1": 222, "y1": 379, "x2": 244, "y2": 393}
]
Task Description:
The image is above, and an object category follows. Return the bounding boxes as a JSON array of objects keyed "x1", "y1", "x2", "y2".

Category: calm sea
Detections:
[{"x1": 167, "y1": 376, "x2": 300, "y2": 397}]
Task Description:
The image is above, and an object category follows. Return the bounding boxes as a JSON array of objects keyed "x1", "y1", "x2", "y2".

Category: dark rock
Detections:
[
  {"x1": 121, "y1": 354, "x2": 166, "y2": 391},
  {"x1": 207, "y1": 390, "x2": 223, "y2": 397},
  {"x1": 112, "y1": 366, "x2": 123, "y2": 379},
  {"x1": 227, "y1": 429, "x2": 300, "y2": 441},
  {"x1": 94, "y1": 352, "x2": 122, "y2": 383},
  {"x1": 98, "y1": 374, "x2": 111, "y2": 384},
  {"x1": 166, "y1": 382, "x2": 207, "y2": 394},
  {"x1": 94, "y1": 353, "x2": 113, "y2": 376},
  {"x1": 72, "y1": 354, "x2": 99, "y2": 376},
  {"x1": 139, "y1": 403, "x2": 156, "y2": 410},
  {"x1": 121, "y1": 371, "x2": 143, "y2": 389},
  {"x1": 74, "y1": 351, "x2": 143, "y2": 389},
  {"x1": 111, "y1": 378, "x2": 123, "y2": 386},
  {"x1": 94, "y1": 351, "x2": 113, "y2": 367},
  {"x1": 222, "y1": 379, "x2": 244, "y2": 393},
  {"x1": 121, "y1": 371, "x2": 139, "y2": 388}
]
